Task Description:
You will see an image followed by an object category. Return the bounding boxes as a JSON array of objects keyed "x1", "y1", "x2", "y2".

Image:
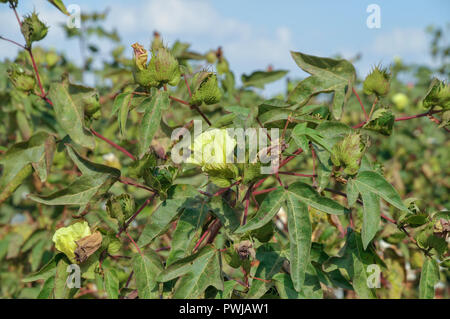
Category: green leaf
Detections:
[
  {"x1": 166, "y1": 198, "x2": 209, "y2": 266},
  {"x1": 138, "y1": 90, "x2": 169, "y2": 158},
  {"x1": 23, "y1": 253, "x2": 65, "y2": 282},
  {"x1": 287, "y1": 182, "x2": 349, "y2": 215},
  {"x1": 47, "y1": 0, "x2": 69, "y2": 15},
  {"x1": 54, "y1": 254, "x2": 71, "y2": 299},
  {"x1": 419, "y1": 258, "x2": 440, "y2": 299},
  {"x1": 132, "y1": 250, "x2": 163, "y2": 299},
  {"x1": 288, "y1": 52, "x2": 356, "y2": 119},
  {"x1": 291, "y1": 123, "x2": 333, "y2": 153},
  {"x1": 103, "y1": 267, "x2": 119, "y2": 299},
  {"x1": 284, "y1": 189, "x2": 311, "y2": 291},
  {"x1": 346, "y1": 177, "x2": 359, "y2": 207},
  {"x1": 241, "y1": 70, "x2": 288, "y2": 89},
  {"x1": 112, "y1": 92, "x2": 133, "y2": 138},
  {"x1": 324, "y1": 229, "x2": 378, "y2": 298},
  {"x1": 247, "y1": 244, "x2": 284, "y2": 298},
  {"x1": 137, "y1": 198, "x2": 185, "y2": 247},
  {"x1": 363, "y1": 108, "x2": 395, "y2": 136},
  {"x1": 37, "y1": 276, "x2": 55, "y2": 299},
  {"x1": 157, "y1": 245, "x2": 223, "y2": 298},
  {"x1": 0, "y1": 132, "x2": 53, "y2": 189},
  {"x1": 48, "y1": 81, "x2": 95, "y2": 149},
  {"x1": 357, "y1": 183, "x2": 380, "y2": 249},
  {"x1": 209, "y1": 196, "x2": 240, "y2": 233},
  {"x1": 28, "y1": 146, "x2": 120, "y2": 206},
  {"x1": 354, "y1": 171, "x2": 408, "y2": 212},
  {"x1": 235, "y1": 187, "x2": 286, "y2": 233}
]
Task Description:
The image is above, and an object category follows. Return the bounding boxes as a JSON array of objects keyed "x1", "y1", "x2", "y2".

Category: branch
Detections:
[
  {"x1": 90, "y1": 129, "x2": 136, "y2": 161},
  {"x1": 352, "y1": 87, "x2": 368, "y2": 121}
]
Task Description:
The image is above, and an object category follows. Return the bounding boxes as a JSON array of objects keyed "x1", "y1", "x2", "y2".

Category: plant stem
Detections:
[
  {"x1": 117, "y1": 194, "x2": 156, "y2": 236},
  {"x1": 0, "y1": 36, "x2": 25, "y2": 49},
  {"x1": 90, "y1": 129, "x2": 136, "y2": 161},
  {"x1": 183, "y1": 74, "x2": 192, "y2": 97},
  {"x1": 352, "y1": 87, "x2": 368, "y2": 121},
  {"x1": 169, "y1": 95, "x2": 212, "y2": 125}
]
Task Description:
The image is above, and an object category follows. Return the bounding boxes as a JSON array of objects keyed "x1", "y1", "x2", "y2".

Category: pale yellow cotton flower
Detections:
[
  {"x1": 187, "y1": 129, "x2": 236, "y2": 170},
  {"x1": 52, "y1": 221, "x2": 91, "y2": 263}
]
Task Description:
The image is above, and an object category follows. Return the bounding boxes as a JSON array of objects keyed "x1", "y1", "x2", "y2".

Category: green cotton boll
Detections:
[
  {"x1": 106, "y1": 193, "x2": 135, "y2": 225},
  {"x1": 190, "y1": 72, "x2": 222, "y2": 106},
  {"x1": 363, "y1": 66, "x2": 390, "y2": 97},
  {"x1": 331, "y1": 133, "x2": 364, "y2": 176},
  {"x1": 422, "y1": 79, "x2": 450, "y2": 110},
  {"x1": 7, "y1": 64, "x2": 35, "y2": 92},
  {"x1": 107, "y1": 238, "x2": 122, "y2": 255},
  {"x1": 147, "y1": 47, "x2": 181, "y2": 86},
  {"x1": 21, "y1": 12, "x2": 48, "y2": 47}
]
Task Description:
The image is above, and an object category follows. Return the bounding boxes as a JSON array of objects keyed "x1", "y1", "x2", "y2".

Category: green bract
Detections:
[
  {"x1": 7, "y1": 63, "x2": 35, "y2": 91},
  {"x1": 131, "y1": 42, "x2": 181, "y2": 87},
  {"x1": 20, "y1": 11, "x2": 48, "y2": 47},
  {"x1": 52, "y1": 221, "x2": 91, "y2": 263},
  {"x1": 330, "y1": 133, "x2": 364, "y2": 175},
  {"x1": 190, "y1": 72, "x2": 222, "y2": 106},
  {"x1": 422, "y1": 79, "x2": 450, "y2": 110},
  {"x1": 363, "y1": 66, "x2": 390, "y2": 97}
]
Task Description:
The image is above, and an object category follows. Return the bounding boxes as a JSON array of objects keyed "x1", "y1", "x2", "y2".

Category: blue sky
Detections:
[{"x1": 0, "y1": 0, "x2": 449, "y2": 94}]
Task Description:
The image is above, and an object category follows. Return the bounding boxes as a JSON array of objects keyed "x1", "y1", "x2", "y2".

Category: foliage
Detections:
[{"x1": 0, "y1": 1, "x2": 448, "y2": 299}]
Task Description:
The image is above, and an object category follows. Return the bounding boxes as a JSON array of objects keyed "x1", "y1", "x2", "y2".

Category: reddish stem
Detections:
[
  {"x1": 277, "y1": 171, "x2": 316, "y2": 177},
  {"x1": 117, "y1": 194, "x2": 155, "y2": 236},
  {"x1": 193, "y1": 219, "x2": 219, "y2": 252},
  {"x1": 183, "y1": 74, "x2": 192, "y2": 98},
  {"x1": 125, "y1": 231, "x2": 143, "y2": 256},
  {"x1": 213, "y1": 180, "x2": 241, "y2": 197},
  {"x1": 352, "y1": 87, "x2": 368, "y2": 121},
  {"x1": 90, "y1": 129, "x2": 136, "y2": 161}
]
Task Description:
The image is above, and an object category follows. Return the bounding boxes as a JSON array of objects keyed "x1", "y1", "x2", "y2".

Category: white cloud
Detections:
[{"x1": 372, "y1": 28, "x2": 428, "y2": 56}]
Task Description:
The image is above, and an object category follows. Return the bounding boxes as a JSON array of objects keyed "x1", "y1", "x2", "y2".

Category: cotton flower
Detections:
[
  {"x1": 187, "y1": 128, "x2": 236, "y2": 170},
  {"x1": 52, "y1": 221, "x2": 91, "y2": 263}
]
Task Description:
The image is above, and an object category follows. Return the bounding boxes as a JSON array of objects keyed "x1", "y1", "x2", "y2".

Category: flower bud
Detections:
[
  {"x1": 143, "y1": 165, "x2": 177, "y2": 199},
  {"x1": 131, "y1": 43, "x2": 158, "y2": 88},
  {"x1": 190, "y1": 72, "x2": 221, "y2": 106},
  {"x1": 391, "y1": 93, "x2": 409, "y2": 110},
  {"x1": 422, "y1": 79, "x2": 450, "y2": 110},
  {"x1": 331, "y1": 133, "x2": 364, "y2": 176},
  {"x1": 7, "y1": 64, "x2": 35, "y2": 92},
  {"x1": 147, "y1": 47, "x2": 181, "y2": 86},
  {"x1": 205, "y1": 50, "x2": 217, "y2": 64},
  {"x1": 151, "y1": 31, "x2": 163, "y2": 51},
  {"x1": 21, "y1": 12, "x2": 48, "y2": 47},
  {"x1": 107, "y1": 238, "x2": 122, "y2": 255},
  {"x1": 52, "y1": 221, "x2": 92, "y2": 263},
  {"x1": 106, "y1": 193, "x2": 135, "y2": 225},
  {"x1": 363, "y1": 66, "x2": 390, "y2": 97}
]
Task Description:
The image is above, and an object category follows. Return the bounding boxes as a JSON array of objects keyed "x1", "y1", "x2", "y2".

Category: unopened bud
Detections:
[
  {"x1": 190, "y1": 72, "x2": 221, "y2": 106},
  {"x1": 7, "y1": 64, "x2": 35, "y2": 92},
  {"x1": 21, "y1": 11, "x2": 48, "y2": 47},
  {"x1": 363, "y1": 66, "x2": 390, "y2": 97},
  {"x1": 331, "y1": 133, "x2": 365, "y2": 176}
]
